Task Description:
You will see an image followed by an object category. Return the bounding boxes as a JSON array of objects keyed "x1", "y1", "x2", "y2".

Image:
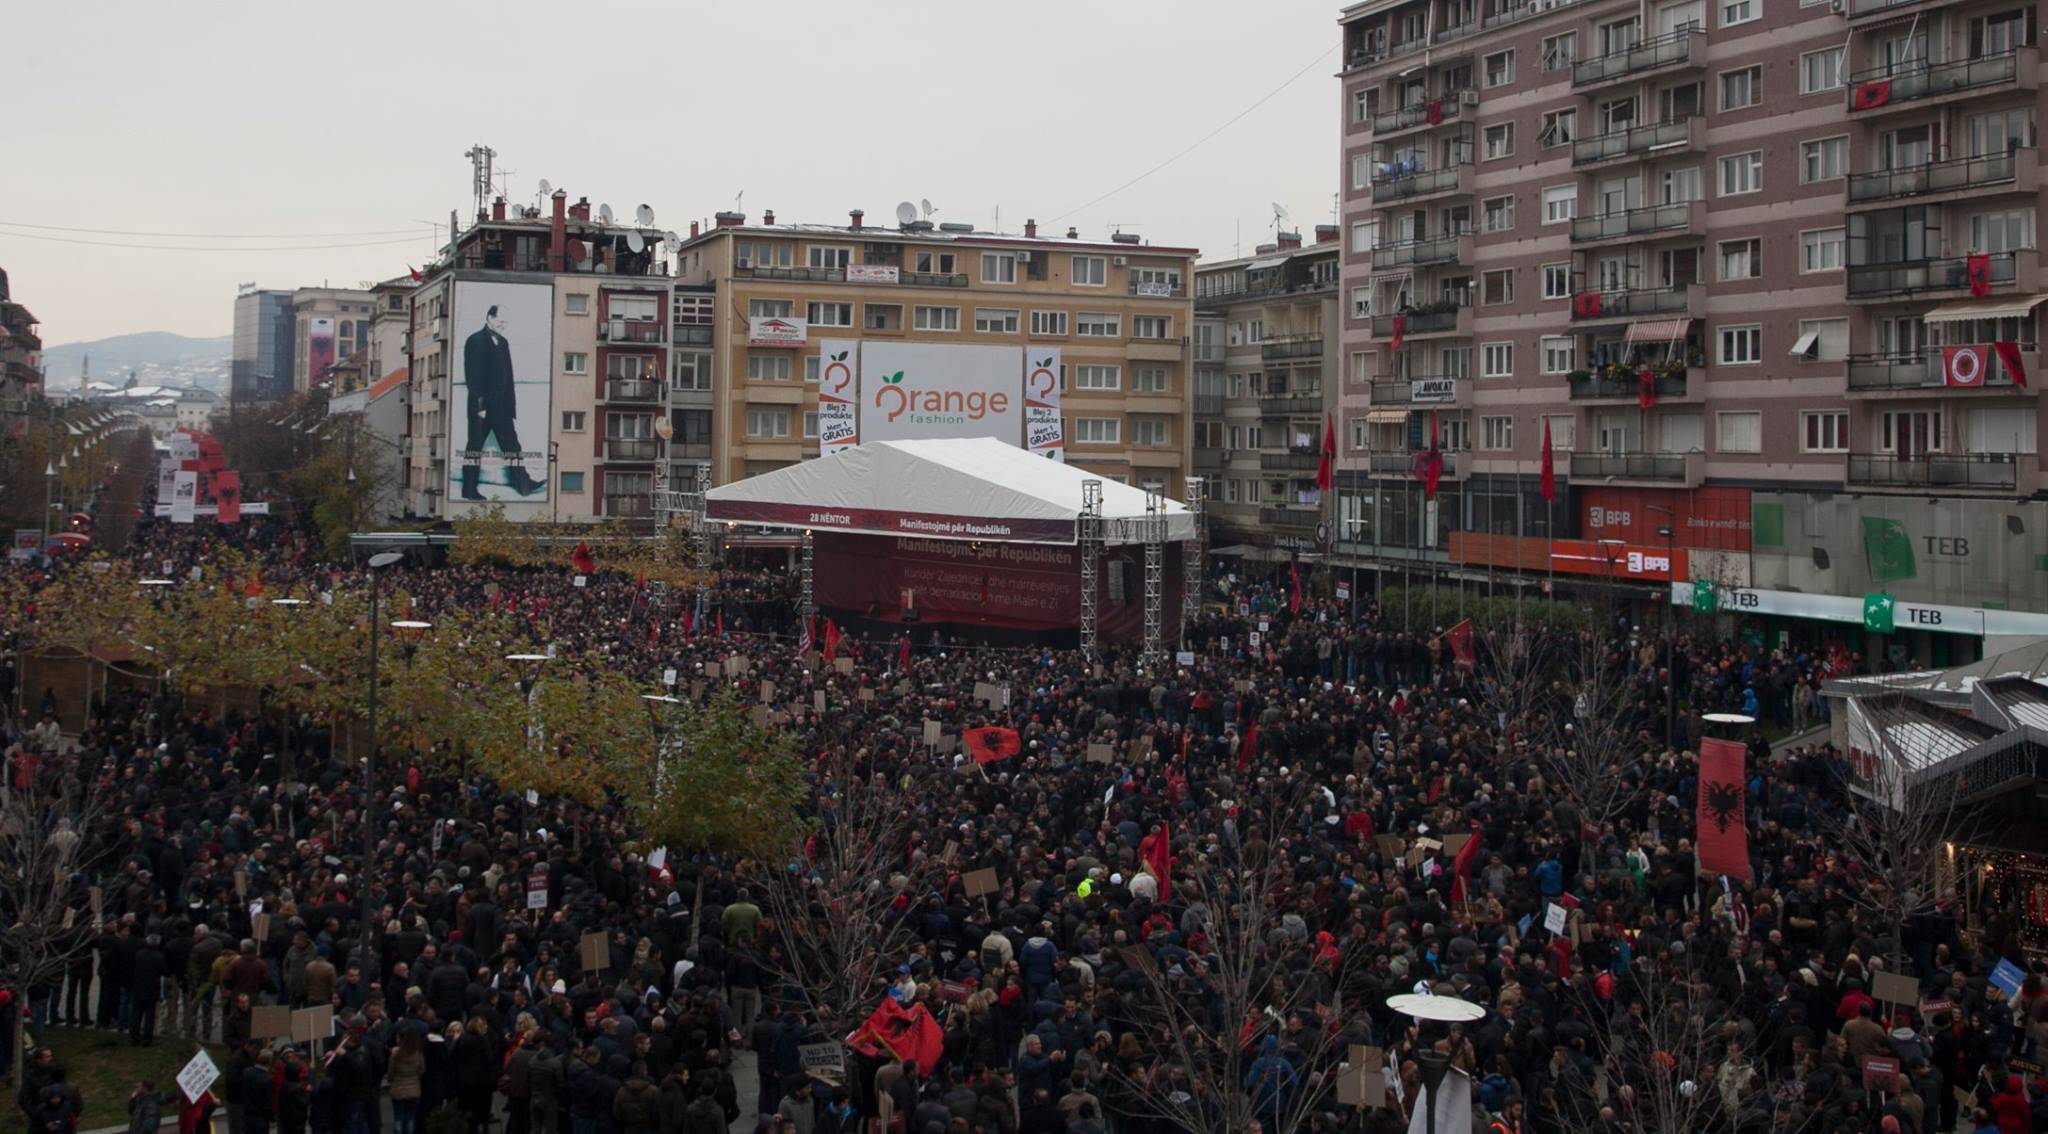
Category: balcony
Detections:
[
  {"x1": 1371, "y1": 163, "x2": 1474, "y2": 205},
  {"x1": 1846, "y1": 150, "x2": 2034, "y2": 207},
  {"x1": 1569, "y1": 451, "x2": 1696, "y2": 483},
  {"x1": 1481, "y1": 0, "x2": 1589, "y2": 31},
  {"x1": 671, "y1": 324, "x2": 714, "y2": 346},
  {"x1": 1194, "y1": 394, "x2": 1225, "y2": 416},
  {"x1": 1261, "y1": 333, "x2": 1324, "y2": 362},
  {"x1": 604, "y1": 495, "x2": 655, "y2": 519},
  {"x1": 604, "y1": 378, "x2": 662, "y2": 403},
  {"x1": 1371, "y1": 303, "x2": 1470, "y2": 339},
  {"x1": 901, "y1": 271, "x2": 970, "y2": 288},
  {"x1": 1258, "y1": 390, "x2": 1325, "y2": 417},
  {"x1": 1847, "y1": 49, "x2": 2034, "y2": 115},
  {"x1": 1847, "y1": 350, "x2": 2036, "y2": 393},
  {"x1": 1370, "y1": 376, "x2": 1462, "y2": 405},
  {"x1": 1260, "y1": 450, "x2": 1324, "y2": 473},
  {"x1": 1573, "y1": 29, "x2": 1703, "y2": 90},
  {"x1": 1849, "y1": 451, "x2": 2017, "y2": 489},
  {"x1": 1846, "y1": 250, "x2": 2026, "y2": 300},
  {"x1": 1568, "y1": 369, "x2": 1688, "y2": 401},
  {"x1": 1194, "y1": 448, "x2": 1226, "y2": 471},
  {"x1": 600, "y1": 319, "x2": 665, "y2": 344},
  {"x1": 1128, "y1": 280, "x2": 1185, "y2": 298},
  {"x1": 1569, "y1": 285, "x2": 1700, "y2": 320},
  {"x1": 1259, "y1": 506, "x2": 1322, "y2": 532},
  {"x1": 1372, "y1": 232, "x2": 1470, "y2": 270},
  {"x1": 1367, "y1": 451, "x2": 1458, "y2": 476},
  {"x1": 1572, "y1": 116, "x2": 1703, "y2": 169},
  {"x1": 1846, "y1": 0, "x2": 1961, "y2": 25},
  {"x1": 667, "y1": 442, "x2": 712, "y2": 461},
  {"x1": 604, "y1": 438, "x2": 660, "y2": 462},
  {"x1": 1372, "y1": 91, "x2": 1476, "y2": 137},
  {"x1": 1570, "y1": 200, "x2": 1704, "y2": 247}
]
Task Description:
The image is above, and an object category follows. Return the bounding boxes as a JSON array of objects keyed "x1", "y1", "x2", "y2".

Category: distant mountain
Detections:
[{"x1": 41, "y1": 332, "x2": 232, "y2": 393}]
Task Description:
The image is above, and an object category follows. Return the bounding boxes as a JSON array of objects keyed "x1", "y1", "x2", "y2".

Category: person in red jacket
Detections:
[{"x1": 1990, "y1": 1074, "x2": 2030, "y2": 1134}]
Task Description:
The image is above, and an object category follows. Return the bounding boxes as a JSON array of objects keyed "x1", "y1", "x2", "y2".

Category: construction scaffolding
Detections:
[
  {"x1": 1078, "y1": 480, "x2": 1103, "y2": 658},
  {"x1": 1142, "y1": 488, "x2": 1164, "y2": 664},
  {"x1": 1182, "y1": 475, "x2": 1205, "y2": 630}
]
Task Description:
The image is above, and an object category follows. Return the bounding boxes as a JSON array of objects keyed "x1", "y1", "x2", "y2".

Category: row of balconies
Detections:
[{"x1": 1329, "y1": 448, "x2": 2017, "y2": 491}]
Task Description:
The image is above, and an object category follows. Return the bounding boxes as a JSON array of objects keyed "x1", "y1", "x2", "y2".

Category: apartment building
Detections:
[
  {"x1": 1193, "y1": 228, "x2": 1345, "y2": 549},
  {"x1": 0, "y1": 266, "x2": 40, "y2": 416},
  {"x1": 232, "y1": 288, "x2": 294, "y2": 404},
  {"x1": 405, "y1": 190, "x2": 672, "y2": 522},
  {"x1": 292, "y1": 286, "x2": 378, "y2": 394},
  {"x1": 670, "y1": 210, "x2": 1197, "y2": 493}
]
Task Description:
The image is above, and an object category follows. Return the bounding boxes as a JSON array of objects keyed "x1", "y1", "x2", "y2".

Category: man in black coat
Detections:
[
  {"x1": 458, "y1": 303, "x2": 543, "y2": 500},
  {"x1": 129, "y1": 935, "x2": 168, "y2": 1045}
]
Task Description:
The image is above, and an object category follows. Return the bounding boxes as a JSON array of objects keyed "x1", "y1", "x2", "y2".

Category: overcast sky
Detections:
[{"x1": 5, "y1": 0, "x2": 1342, "y2": 347}]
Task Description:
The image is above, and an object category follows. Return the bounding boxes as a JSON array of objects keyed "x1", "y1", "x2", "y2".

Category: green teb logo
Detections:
[
  {"x1": 1691, "y1": 579, "x2": 1718, "y2": 614},
  {"x1": 1863, "y1": 591, "x2": 1896, "y2": 633},
  {"x1": 1860, "y1": 516, "x2": 1917, "y2": 583}
]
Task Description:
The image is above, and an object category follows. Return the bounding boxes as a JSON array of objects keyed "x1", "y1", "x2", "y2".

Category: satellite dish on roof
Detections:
[
  {"x1": 538, "y1": 178, "x2": 552, "y2": 198},
  {"x1": 921, "y1": 198, "x2": 936, "y2": 218},
  {"x1": 599, "y1": 203, "x2": 615, "y2": 225},
  {"x1": 566, "y1": 239, "x2": 588, "y2": 266},
  {"x1": 653, "y1": 416, "x2": 674, "y2": 440},
  {"x1": 626, "y1": 231, "x2": 646, "y2": 253},
  {"x1": 635, "y1": 204, "x2": 655, "y2": 226},
  {"x1": 895, "y1": 201, "x2": 918, "y2": 225},
  {"x1": 663, "y1": 231, "x2": 680, "y2": 246}
]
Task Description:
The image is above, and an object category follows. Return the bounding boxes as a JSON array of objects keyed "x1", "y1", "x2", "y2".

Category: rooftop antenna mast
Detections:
[{"x1": 464, "y1": 143, "x2": 497, "y2": 219}]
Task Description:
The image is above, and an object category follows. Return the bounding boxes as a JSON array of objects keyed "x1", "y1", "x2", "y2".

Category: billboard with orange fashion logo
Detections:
[{"x1": 858, "y1": 342, "x2": 1022, "y2": 445}]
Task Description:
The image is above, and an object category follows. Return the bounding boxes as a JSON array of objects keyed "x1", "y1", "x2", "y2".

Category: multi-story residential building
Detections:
[
  {"x1": 291, "y1": 286, "x2": 377, "y2": 394},
  {"x1": 1194, "y1": 227, "x2": 1344, "y2": 549},
  {"x1": 405, "y1": 190, "x2": 672, "y2": 522},
  {"x1": 0, "y1": 266, "x2": 41, "y2": 416},
  {"x1": 232, "y1": 288, "x2": 294, "y2": 404},
  {"x1": 1336, "y1": 0, "x2": 2048, "y2": 661},
  {"x1": 670, "y1": 210, "x2": 1197, "y2": 493}
]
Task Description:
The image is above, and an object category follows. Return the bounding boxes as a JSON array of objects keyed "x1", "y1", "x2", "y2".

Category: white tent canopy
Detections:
[{"x1": 704, "y1": 438, "x2": 1194, "y2": 546}]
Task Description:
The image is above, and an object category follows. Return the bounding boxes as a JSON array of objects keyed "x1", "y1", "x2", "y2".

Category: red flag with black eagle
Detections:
[
  {"x1": 965, "y1": 726, "x2": 1022, "y2": 765},
  {"x1": 1289, "y1": 559, "x2": 1303, "y2": 614},
  {"x1": 570, "y1": 542, "x2": 596, "y2": 575},
  {"x1": 845, "y1": 997, "x2": 944, "y2": 1075},
  {"x1": 1140, "y1": 821, "x2": 1172, "y2": 903},
  {"x1": 1448, "y1": 824, "x2": 1483, "y2": 906},
  {"x1": 822, "y1": 617, "x2": 842, "y2": 661},
  {"x1": 1696, "y1": 737, "x2": 1752, "y2": 882},
  {"x1": 1236, "y1": 721, "x2": 1259, "y2": 770}
]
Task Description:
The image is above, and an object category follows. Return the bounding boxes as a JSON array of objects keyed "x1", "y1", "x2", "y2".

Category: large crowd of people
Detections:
[{"x1": 3, "y1": 496, "x2": 2045, "y2": 1134}]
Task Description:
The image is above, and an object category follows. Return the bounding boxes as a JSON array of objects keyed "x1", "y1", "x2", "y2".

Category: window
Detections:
[
  {"x1": 1717, "y1": 411, "x2": 1762, "y2": 452},
  {"x1": 1800, "y1": 227, "x2": 1845, "y2": 272},
  {"x1": 1077, "y1": 312, "x2": 1122, "y2": 338},
  {"x1": 1482, "y1": 196, "x2": 1515, "y2": 234},
  {"x1": 806, "y1": 301, "x2": 852, "y2": 327},
  {"x1": 1485, "y1": 50, "x2": 1515, "y2": 87},
  {"x1": 981, "y1": 252, "x2": 1018, "y2": 284},
  {"x1": 1483, "y1": 123, "x2": 1515, "y2": 160},
  {"x1": 974, "y1": 308, "x2": 1021, "y2": 334},
  {"x1": 1545, "y1": 415, "x2": 1576, "y2": 449},
  {"x1": 803, "y1": 412, "x2": 820, "y2": 440},
  {"x1": 912, "y1": 250, "x2": 958, "y2": 274},
  {"x1": 748, "y1": 299, "x2": 792, "y2": 318},
  {"x1": 1439, "y1": 418, "x2": 1471, "y2": 452},
  {"x1": 1351, "y1": 153, "x2": 1371, "y2": 191},
  {"x1": 1718, "y1": 151, "x2": 1762, "y2": 196},
  {"x1": 1721, "y1": 0, "x2": 1757, "y2": 25},
  {"x1": 1718, "y1": 239, "x2": 1761, "y2": 281},
  {"x1": 1802, "y1": 137, "x2": 1848, "y2": 183},
  {"x1": 865, "y1": 303, "x2": 901, "y2": 331},
  {"x1": 737, "y1": 241, "x2": 792, "y2": 269},
  {"x1": 1541, "y1": 185, "x2": 1577, "y2": 224},
  {"x1": 1248, "y1": 319, "x2": 1262, "y2": 343},
  {"x1": 672, "y1": 351, "x2": 712, "y2": 391},
  {"x1": 1133, "y1": 367, "x2": 1170, "y2": 393},
  {"x1": 1132, "y1": 315, "x2": 1172, "y2": 340},
  {"x1": 745, "y1": 408, "x2": 791, "y2": 439},
  {"x1": 1075, "y1": 417, "x2": 1121, "y2": 444},
  {"x1": 1793, "y1": 317, "x2": 1850, "y2": 363},
  {"x1": 1351, "y1": 287, "x2": 1373, "y2": 319},
  {"x1": 1482, "y1": 270, "x2": 1515, "y2": 306},
  {"x1": 1031, "y1": 310, "x2": 1068, "y2": 336},
  {"x1": 1662, "y1": 166, "x2": 1703, "y2": 204},
  {"x1": 1719, "y1": 324, "x2": 1762, "y2": 364},
  {"x1": 1542, "y1": 263, "x2": 1572, "y2": 299},
  {"x1": 563, "y1": 352, "x2": 588, "y2": 374},
  {"x1": 1075, "y1": 365, "x2": 1122, "y2": 390},
  {"x1": 560, "y1": 411, "x2": 586, "y2": 432},
  {"x1": 1542, "y1": 32, "x2": 1578, "y2": 70},
  {"x1": 1971, "y1": 209, "x2": 2035, "y2": 254},
  {"x1": 804, "y1": 356, "x2": 820, "y2": 383},
  {"x1": 1541, "y1": 109, "x2": 1577, "y2": 147},
  {"x1": 565, "y1": 294, "x2": 590, "y2": 315},
  {"x1": 1801, "y1": 48, "x2": 1845, "y2": 93},
  {"x1": 1351, "y1": 220, "x2": 1379, "y2": 253},
  {"x1": 1541, "y1": 337, "x2": 1576, "y2": 374},
  {"x1": 1353, "y1": 87, "x2": 1377, "y2": 123},
  {"x1": 1071, "y1": 255, "x2": 1107, "y2": 286},
  {"x1": 807, "y1": 245, "x2": 851, "y2": 271},
  {"x1": 747, "y1": 354, "x2": 793, "y2": 381},
  {"x1": 1480, "y1": 415, "x2": 1515, "y2": 450},
  {"x1": 1134, "y1": 417, "x2": 1171, "y2": 446},
  {"x1": 559, "y1": 471, "x2": 585, "y2": 494},
  {"x1": 1482, "y1": 342, "x2": 1514, "y2": 378},
  {"x1": 1719, "y1": 67, "x2": 1761, "y2": 111},
  {"x1": 913, "y1": 305, "x2": 960, "y2": 331}
]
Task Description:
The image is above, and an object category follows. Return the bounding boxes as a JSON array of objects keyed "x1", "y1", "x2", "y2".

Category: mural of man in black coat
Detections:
[{"x1": 459, "y1": 304, "x2": 545, "y2": 499}]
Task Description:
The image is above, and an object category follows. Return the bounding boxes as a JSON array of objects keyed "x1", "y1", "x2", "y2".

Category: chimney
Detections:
[
  {"x1": 714, "y1": 211, "x2": 746, "y2": 228},
  {"x1": 763, "y1": 209, "x2": 776, "y2": 225},
  {"x1": 491, "y1": 197, "x2": 507, "y2": 221},
  {"x1": 1315, "y1": 224, "x2": 1339, "y2": 244},
  {"x1": 1277, "y1": 230, "x2": 1302, "y2": 250},
  {"x1": 570, "y1": 197, "x2": 591, "y2": 222},
  {"x1": 689, "y1": 221, "x2": 700, "y2": 238},
  {"x1": 1255, "y1": 243, "x2": 1278, "y2": 255},
  {"x1": 1024, "y1": 218, "x2": 1037, "y2": 238},
  {"x1": 1066, "y1": 226, "x2": 1079, "y2": 239},
  {"x1": 548, "y1": 190, "x2": 568, "y2": 272},
  {"x1": 849, "y1": 209, "x2": 864, "y2": 230}
]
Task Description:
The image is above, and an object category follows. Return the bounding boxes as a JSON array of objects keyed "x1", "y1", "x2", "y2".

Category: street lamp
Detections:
[
  {"x1": 361, "y1": 550, "x2": 405, "y2": 962},
  {"x1": 1388, "y1": 994, "x2": 1486, "y2": 1134}
]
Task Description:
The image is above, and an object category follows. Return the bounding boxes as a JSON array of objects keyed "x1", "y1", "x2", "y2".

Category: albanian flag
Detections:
[
  {"x1": 965, "y1": 726, "x2": 1022, "y2": 765},
  {"x1": 846, "y1": 997, "x2": 944, "y2": 1075},
  {"x1": 1696, "y1": 737, "x2": 1752, "y2": 882},
  {"x1": 1140, "y1": 821, "x2": 1172, "y2": 903},
  {"x1": 1447, "y1": 824, "x2": 1483, "y2": 906},
  {"x1": 571, "y1": 542, "x2": 596, "y2": 575}
]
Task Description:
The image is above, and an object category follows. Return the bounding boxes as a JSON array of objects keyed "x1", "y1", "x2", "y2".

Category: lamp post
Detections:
[
  {"x1": 361, "y1": 550, "x2": 405, "y2": 960},
  {"x1": 1388, "y1": 993, "x2": 1486, "y2": 1134},
  {"x1": 1648, "y1": 505, "x2": 1677, "y2": 750}
]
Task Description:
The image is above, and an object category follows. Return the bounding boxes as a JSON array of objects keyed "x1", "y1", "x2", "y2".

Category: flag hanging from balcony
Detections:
[
  {"x1": 1315, "y1": 413, "x2": 1336, "y2": 493},
  {"x1": 1573, "y1": 292, "x2": 1603, "y2": 318},
  {"x1": 1851, "y1": 79, "x2": 1892, "y2": 110},
  {"x1": 1424, "y1": 98, "x2": 1445, "y2": 126},
  {"x1": 1942, "y1": 344, "x2": 1989, "y2": 387},
  {"x1": 1993, "y1": 340, "x2": 2029, "y2": 388},
  {"x1": 1637, "y1": 366, "x2": 1658, "y2": 409},
  {"x1": 1539, "y1": 417, "x2": 1557, "y2": 503},
  {"x1": 1389, "y1": 314, "x2": 1406, "y2": 352},
  {"x1": 1411, "y1": 412, "x2": 1444, "y2": 499},
  {"x1": 1967, "y1": 253, "x2": 1994, "y2": 297}
]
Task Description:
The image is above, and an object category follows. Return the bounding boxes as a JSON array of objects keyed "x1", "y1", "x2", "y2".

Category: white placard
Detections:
[
  {"x1": 1544, "y1": 902, "x2": 1568, "y2": 935},
  {"x1": 177, "y1": 1049, "x2": 221, "y2": 1103},
  {"x1": 170, "y1": 470, "x2": 198, "y2": 524}
]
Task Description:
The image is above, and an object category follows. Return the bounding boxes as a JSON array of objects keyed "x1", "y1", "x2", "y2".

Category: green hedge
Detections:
[{"x1": 1376, "y1": 585, "x2": 1590, "y2": 634}]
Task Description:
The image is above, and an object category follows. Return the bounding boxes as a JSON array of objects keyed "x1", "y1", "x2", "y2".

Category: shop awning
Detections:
[
  {"x1": 1247, "y1": 257, "x2": 1288, "y2": 271},
  {"x1": 1921, "y1": 294, "x2": 2048, "y2": 323},
  {"x1": 1789, "y1": 332, "x2": 1819, "y2": 358},
  {"x1": 1366, "y1": 408, "x2": 1409, "y2": 424},
  {"x1": 1624, "y1": 317, "x2": 1693, "y2": 345}
]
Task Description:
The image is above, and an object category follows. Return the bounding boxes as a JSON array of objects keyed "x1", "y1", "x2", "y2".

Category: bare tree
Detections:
[
  {"x1": 0, "y1": 750, "x2": 116, "y2": 1082},
  {"x1": 1598, "y1": 957, "x2": 1736, "y2": 1134},
  {"x1": 1542, "y1": 632, "x2": 1654, "y2": 865},
  {"x1": 1475, "y1": 616, "x2": 1561, "y2": 757}
]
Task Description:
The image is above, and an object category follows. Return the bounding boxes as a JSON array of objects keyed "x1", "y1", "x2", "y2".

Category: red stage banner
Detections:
[{"x1": 1697, "y1": 738, "x2": 1751, "y2": 881}]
